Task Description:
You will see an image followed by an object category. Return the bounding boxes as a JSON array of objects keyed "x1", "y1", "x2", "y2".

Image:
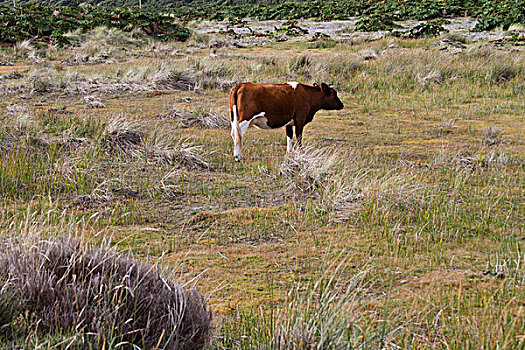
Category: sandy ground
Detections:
[{"x1": 193, "y1": 17, "x2": 524, "y2": 44}]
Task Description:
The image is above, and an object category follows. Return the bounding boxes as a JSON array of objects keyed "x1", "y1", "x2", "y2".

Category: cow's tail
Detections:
[
  {"x1": 229, "y1": 84, "x2": 240, "y2": 123},
  {"x1": 229, "y1": 84, "x2": 242, "y2": 160}
]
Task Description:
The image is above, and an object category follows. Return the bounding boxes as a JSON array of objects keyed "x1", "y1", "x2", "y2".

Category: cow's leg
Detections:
[
  {"x1": 295, "y1": 124, "x2": 304, "y2": 149},
  {"x1": 231, "y1": 105, "x2": 243, "y2": 161},
  {"x1": 285, "y1": 125, "x2": 294, "y2": 152}
]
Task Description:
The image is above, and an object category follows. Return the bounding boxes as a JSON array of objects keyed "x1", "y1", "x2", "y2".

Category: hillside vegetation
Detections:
[
  {"x1": 0, "y1": 5, "x2": 190, "y2": 45},
  {"x1": 1, "y1": 0, "x2": 524, "y2": 38}
]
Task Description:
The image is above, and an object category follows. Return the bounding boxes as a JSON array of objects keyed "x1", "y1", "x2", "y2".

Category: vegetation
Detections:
[
  {"x1": 0, "y1": 234, "x2": 211, "y2": 349},
  {"x1": 0, "y1": 4, "x2": 190, "y2": 45},
  {"x1": 1, "y1": 0, "x2": 523, "y2": 45},
  {"x1": 0, "y1": 12, "x2": 524, "y2": 350}
]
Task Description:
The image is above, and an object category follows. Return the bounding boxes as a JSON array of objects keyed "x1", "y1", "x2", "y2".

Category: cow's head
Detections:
[{"x1": 320, "y1": 83, "x2": 344, "y2": 110}]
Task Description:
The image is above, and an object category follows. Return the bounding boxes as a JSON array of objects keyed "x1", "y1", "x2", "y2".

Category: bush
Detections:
[
  {"x1": 0, "y1": 4, "x2": 190, "y2": 46},
  {"x1": 355, "y1": 13, "x2": 397, "y2": 32},
  {"x1": 0, "y1": 235, "x2": 211, "y2": 349},
  {"x1": 406, "y1": 20, "x2": 448, "y2": 38}
]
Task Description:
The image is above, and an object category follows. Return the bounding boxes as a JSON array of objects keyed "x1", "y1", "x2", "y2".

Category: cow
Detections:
[{"x1": 229, "y1": 82, "x2": 344, "y2": 161}]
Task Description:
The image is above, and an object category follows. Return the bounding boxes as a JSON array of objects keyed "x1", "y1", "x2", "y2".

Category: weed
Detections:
[{"x1": 482, "y1": 126, "x2": 505, "y2": 146}]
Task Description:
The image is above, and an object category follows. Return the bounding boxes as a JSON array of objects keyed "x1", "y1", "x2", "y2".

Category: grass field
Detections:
[{"x1": 0, "y1": 28, "x2": 524, "y2": 348}]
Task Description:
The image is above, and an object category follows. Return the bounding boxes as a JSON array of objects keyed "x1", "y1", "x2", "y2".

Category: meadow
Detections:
[{"x1": 0, "y1": 24, "x2": 524, "y2": 348}]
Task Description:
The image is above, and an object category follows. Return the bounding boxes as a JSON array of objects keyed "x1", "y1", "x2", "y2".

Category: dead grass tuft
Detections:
[
  {"x1": 83, "y1": 95, "x2": 105, "y2": 109},
  {"x1": 101, "y1": 117, "x2": 146, "y2": 156},
  {"x1": 483, "y1": 126, "x2": 505, "y2": 146},
  {"x1": 14, "y1": 40, "x2": 35, "y2": 57},
  {"x1": 417, "y1": 70, "x2": 444, "y2": 85},
  {"x1": 100, "y1": 117, "x2": 213, "y2": 170},
  {"x1": 159, "y1": 108, "x2": 229, "y2": 129},
  {"x1": 148, "y1": 134, "x2": 214, "y2": 171},
  {"x1": 0, "y1": 235, "x2": 211, "y2": 349},
  {"x1": 279, "y1": 146, "x2": 363, "y2": 214},
  {"x1": 279, "y1": 146, "x2": 339, "y2": 195}
]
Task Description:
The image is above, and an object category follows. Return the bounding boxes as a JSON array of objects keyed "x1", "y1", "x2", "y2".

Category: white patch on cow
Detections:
[
  {"x1": 287, "y1": 136, "x2": 294, "y2": 152},
  {"x1": 250, "y1": 112, "x2": 271, "y2": 130},
  {"x1": 242, "y1": 112, "x2": 270, "y2": 132},
  {"x1": 238, "y1": 119, "x2": 250, "y2": 138},
  {"x1": 232, "y1": 110, "x2": 269, "y2": 161},
  {"x1": 287, "y1": 82, "x2": 299, "y2": 90},
  {"x1": 285, "y1": 119, "x2": 295, "y2": 126}
]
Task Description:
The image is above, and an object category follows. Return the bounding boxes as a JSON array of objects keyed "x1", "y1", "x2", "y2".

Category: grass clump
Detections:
[
  {"x1": 484, "y1": 63, "x2": 519, "y2": 85},
  {"x1": 147, "y1": 134, "x2": 214, "y2": 171},
  {"x1": 159, "y1": 108, "x2": 229, "y2": 129},
  {"x1": 482, "y1": 126, "x2": 505, "y2": 146},
  {"x1": 279, "y1": 146, "x2": 339, "y2": 195},
  {"x1": 65, "y1": 26, "x2": 148, "y2": 49},
  {"x1": 0, "y1": 234, "x2": 211, "y2": 349},
  {"x1": 101, "y1": 117, "x2": 213, "y2": 170},
  {"x1": 101, "y1": 117, "x2": 146, "y2": 157},
  {"x1": 279, "y1": 146, "x2": 362, "y2": 215}
]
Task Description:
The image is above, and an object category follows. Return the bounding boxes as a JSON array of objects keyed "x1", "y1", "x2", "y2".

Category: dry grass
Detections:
[
  {"x1": 159, "y1": 108, "x2": 229, "y2": 129},
  {"x1": 101, "y1": 117, "x2": 146, "y2": 156},
  {"x1": 0, "y1": 29, "x2": 523, "y2": 349},
  {"x1": 0, "y1": 234, "x2": 211, "y2": 349}
]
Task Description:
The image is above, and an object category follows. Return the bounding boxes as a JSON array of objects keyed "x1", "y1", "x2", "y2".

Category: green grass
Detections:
[{"x1": 0, "y1": 30, "x2": 524, "y2": 349}]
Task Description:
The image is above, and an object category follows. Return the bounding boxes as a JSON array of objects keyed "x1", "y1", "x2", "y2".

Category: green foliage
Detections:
[
  {"x1": 156, "y1": 0, "x2": 523, "y2": 27},
  {"x1": 274, "y1": 20, "x2": 309, "y2": 36},
  {"x1": 1, "y1": 0, "x2": 524, "y2": 43},
  {"x1": 406, "y1": 19, "x2": 448, "y2": 38},
  {"x1": 355, "y1": 13, "x2": 397, "y2": 32},
  {"x1": 0, "y1": 4, "x2": 190, "y2": 45},
  {"x1": 473, "y1": 0, "x2": 525, "y2": 31}
]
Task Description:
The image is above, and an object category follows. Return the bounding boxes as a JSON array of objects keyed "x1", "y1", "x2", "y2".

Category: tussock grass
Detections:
[
  {"x1": 279, "y1": 146, "x2": 426, "y2": 217},
  {"x1": 14, "y1": 39, "x2": 34, "y2": 58},
  {"x1": 279, "y1": 145, "x2": 340, "y2": 195},
  {"x1": 3, "y1": 38, "x2": 523, "y2": 101},
  {"x1": 101, "y1": 116, "x2": 213, "y2": 170},
  {"x1": 5, "y1": 105, "x2": 33, "y2": 132},
  {"x1": 188, "y1": 32, "x2": 236, "y2": 49},
  {"x1": 146, "y1": 133, "x2": 214, "y2": 171},
  {"x1": 160, "y1": 108, "x2": 229, "y2": 129},
  {"x1": 484, "y1": 62, "x2": 519, "y2": 85},
  {"x1": 101, "y1": 117, "x2": 146, "y2": 157},
  {"x1": 482, "y1": 126, "x2": 505, "y2": 146},
  {"x1": 0, "y1": 234, "x2": 211, "y2": 349},
  {"x1": 65, "y1": 26, "x2": 148, "y2": 49},
  {"x1": 83, "y1": 95, "x2": 105, "y2": 109}
]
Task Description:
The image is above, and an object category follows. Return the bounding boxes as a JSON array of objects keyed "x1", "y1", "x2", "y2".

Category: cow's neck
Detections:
[{"x1": 306, "y1": 89, "x2": 325, "y2": 115}]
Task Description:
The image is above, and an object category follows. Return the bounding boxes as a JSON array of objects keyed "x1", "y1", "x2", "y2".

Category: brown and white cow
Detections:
[{"x1": 229, "y1": 82, "x2": 344, "y2": 161}]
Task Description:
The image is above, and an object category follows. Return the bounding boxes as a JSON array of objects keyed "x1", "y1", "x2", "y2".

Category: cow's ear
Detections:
[{"x1": 321, "y1": 82, "x2": 330, "y2": 94}]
